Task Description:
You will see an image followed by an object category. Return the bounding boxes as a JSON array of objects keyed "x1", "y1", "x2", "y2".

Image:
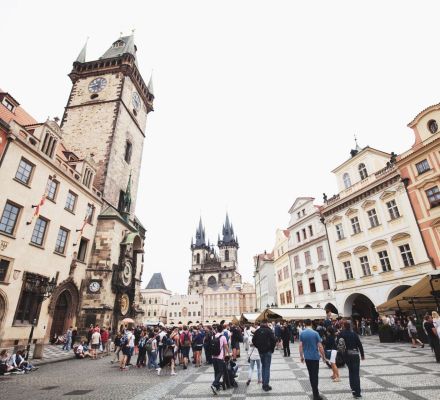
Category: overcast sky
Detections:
[{"x1": 1, "y1": 1, "x2": 438, "y2": 293}]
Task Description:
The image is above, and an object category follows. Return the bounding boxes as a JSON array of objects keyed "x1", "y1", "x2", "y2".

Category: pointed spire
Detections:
[
  {"x1": 194, "y1": 217, "x2": 207, "y2": 248},
  {"x1": 75, "y1": 38, "x2": 88, "y2": 63},
  {"x1": 148, "y1": 72, "x2": 155, "y2": 97},
  {"x1": 100, "y1": 32, "x2": 137, "y2": 62},
  {"x1": 121, "y1": 172, "x2": 132, "y2": 220}
]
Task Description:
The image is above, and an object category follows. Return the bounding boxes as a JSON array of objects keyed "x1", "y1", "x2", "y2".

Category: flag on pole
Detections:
[
  {"x1": 73, "y1": 204, "x2": 94, "y2": 246},
  {"x1": 26, "y1": 175, "x2": 56, "y2": 225}
]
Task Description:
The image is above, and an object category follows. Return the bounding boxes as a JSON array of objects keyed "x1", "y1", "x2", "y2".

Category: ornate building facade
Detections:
[
  {"x1": 287, "y1": 197, "x2": 337, "y2": 311},
  {"x1": 188, "y1": 215, "x2": 241, "y2": 295},
  {"x1": 398, "y1": 105, "x2": 440, "y2": 269},
  {"x1": 322, "y1": 146, "x2": 433, "y2": 318},
  {"x1": 253, "y1": 251, "x2": 276, "y2": 311},
  {"x1": 273, "y1": 229, "x2": 294, "y2": 308},
  {"x1": 0, "y1": 91, "x2": 102, "y2": 349}
]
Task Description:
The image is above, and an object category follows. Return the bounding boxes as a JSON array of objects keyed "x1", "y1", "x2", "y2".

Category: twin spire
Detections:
[{"x1": 191, "y1": 214, "x2": 239, "y2": 249}]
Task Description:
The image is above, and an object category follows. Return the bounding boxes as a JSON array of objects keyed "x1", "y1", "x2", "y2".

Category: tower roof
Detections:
[
  {"x1": 219, "y1": 213, "x2": 239, "y2": 247},
  {"x1": 145, "y1": 273, "x2": 167, "y2": 290},
  {"x1": 192, "y1": 217, "x2": 208, "y2": 249},
  {"x1": 75, "y1": 39, "x2": 88, "y2": 63},
  {"x1": 100, "y1": 34, "x2": 137, "y2": 63}
]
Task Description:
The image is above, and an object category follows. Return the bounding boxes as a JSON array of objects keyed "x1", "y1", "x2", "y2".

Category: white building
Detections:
[
  {"x1": 203, "y1": 282, "x2": 256, "y2": 324},
  {"x1": 322, "y1": 146, "x2": 433, "y2": 318},
  {"x1": 287, "y1": 197, "x2": 337, "y2": 312},
  {"x1": 140, "y1": 273, "x2": 171, "y2": 324},
  {"x1": 167, "y1": 294, "x2": 202, "y2": 326},
  {"x1": 273, "y1": 229, "x2": 294, "y2": 308},
  {"x1": 254, "y1": 251, "x2": 276, "y2": 311}
]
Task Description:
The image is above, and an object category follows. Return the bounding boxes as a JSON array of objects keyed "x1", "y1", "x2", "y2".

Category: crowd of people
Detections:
[{"x1": 0, "y1": 349, "x2": 38, "y2": 375}]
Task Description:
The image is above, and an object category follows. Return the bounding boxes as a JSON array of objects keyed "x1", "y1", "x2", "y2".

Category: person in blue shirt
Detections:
[{"x1": 299, "y1": 319, "x2": 326, "y2": 400}]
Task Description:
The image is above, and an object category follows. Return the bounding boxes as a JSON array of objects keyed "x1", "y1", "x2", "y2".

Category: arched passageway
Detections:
[
  {"x1": 324, "y1": 302, "x2": 338, "y2": 314},
  {"x1": 388, "y1": 285, "x2": 411, "y2": 300},
  {"x1": 344, "y1": 293, "x2": 377, "y2": 319}
]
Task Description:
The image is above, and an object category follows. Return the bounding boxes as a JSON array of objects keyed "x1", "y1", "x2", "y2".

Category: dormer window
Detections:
[
  {"x1": 83, "y1": 168, "x2": 94, "y2": 188},
  {"x1": 41, "y1": 131, "x2": 57, "y2": 158},
  {"x1": 358, "y1": 163, "x2": 368, "y2": 180},
  {"x1": 428, "y1": 119, "x2": 438, "y2": 134},
  {"x1": 3, "y1": 98, "x2": 14, "y2": 112},
  {"x1": 343, "y1": 173, "x2": 351, "y2": 189},
  {"x1": 113, "y1": 40, "x2": 125, "y2": 48}
]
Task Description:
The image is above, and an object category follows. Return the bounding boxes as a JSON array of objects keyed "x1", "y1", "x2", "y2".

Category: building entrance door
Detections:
[{"x1": 51, "y1": 291, "x2": 69, "y2": 337}]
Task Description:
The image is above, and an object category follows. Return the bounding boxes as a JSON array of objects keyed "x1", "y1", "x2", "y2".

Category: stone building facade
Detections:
[
  {"x1": 273, "y1": 229, "x2": 294, "y2": 308},
  {"x1": 322, "y1": 146, "x2": 433, "y2": 318},
  {"x1": 253, "y1": 251, "x2": 276, "y2": 311},
  {"x1": 0, "y1": 89, "x2": 102, "y2": 349},
  {"x1": 167, "y1": 294, "x2": 202, "y2": 326},
  {"x1": 398, "y1": 105, "x2": 440, "y2": 269},
  {"x1": 188, "y1": 215, "x2": 241, "y2": 295},
  {"x1": 287, "y1": 197, "x2": 337, "y2": 311},
  {"x1": 59, "y1": 35, "x2": 154, "y2": 334},
  {"x1": 139, "y1": 273, "x2": 171, "y2": 324}
]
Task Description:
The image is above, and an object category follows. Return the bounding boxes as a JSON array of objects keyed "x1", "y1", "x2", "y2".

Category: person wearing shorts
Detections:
[
  {"x1": 91, "y1": 328, "x2": 101, "y2": 360},
  {"x1": 324, "y1": 327, "x2": 339, "y2": 382}
]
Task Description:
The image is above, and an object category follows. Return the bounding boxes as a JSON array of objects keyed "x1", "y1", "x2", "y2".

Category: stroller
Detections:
[{"x1": 222, "y1": 356, "x2": 238, "y2": 389}]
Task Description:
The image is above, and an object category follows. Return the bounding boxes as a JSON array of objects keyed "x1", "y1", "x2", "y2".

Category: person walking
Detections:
[
  {"x1": 111, "y1": 333, "x2": 122, "y2": 364},
  {"x1": 324, "y1": 327, "x2": 340, "y2": 382},
  {"x1": 423, "y1": 315, "x2": 440, "y2": 363},
  {"x1": 252, "y1": 320, "x2": 276, "y2": 392},
  {"x1": 407, "y1": 317, "x2": 424, "y2": 348},
  {"x1": 299, "y1": 319, "x2": 326, "y2": 400},
  {"x1": 211, "y1": 325, "x2": 229, "y2": 395},
  {"x1": 246, "y1": 327, "x2": 262, "y2": 386},
  {"x1": 281, "y1": 322, "x2": 291, "y2": 357},
  {"x1": 338, "y1": 321, "x2": 365, "y2": 398},
  {"x1": 243, "y1": 325, "x2": 251, "y2": 352},
  {"x1": 90, "y1": 327, "x2": 101, "y2": 360}
]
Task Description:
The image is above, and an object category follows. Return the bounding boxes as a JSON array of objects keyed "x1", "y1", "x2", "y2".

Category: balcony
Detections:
[{"x1": 326, "y1": 165, "x2": 396, "y2": 206}]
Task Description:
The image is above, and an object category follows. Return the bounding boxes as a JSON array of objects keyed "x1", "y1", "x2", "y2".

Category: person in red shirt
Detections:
[{"x1": 101, "y1": 327, "x2": 109, "y2": 356}]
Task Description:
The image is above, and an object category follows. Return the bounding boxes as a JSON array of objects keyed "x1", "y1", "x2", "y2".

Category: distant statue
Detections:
[
  {"x1": 390, "y1": 152, "x2": 397, "y2": 165},
  {"x1": 323, "y1": 193, "x2": 328, "y2": 203}
]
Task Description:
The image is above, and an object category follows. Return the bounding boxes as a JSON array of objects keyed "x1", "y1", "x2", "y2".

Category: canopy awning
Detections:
[
  {"x1": 377, "y1": 272, "x2": 440, "y2": 312},
  {"x1": 240, "y1": 313, "x2": 260, "y2": 324},
  {"x1": 256, "y1": 307, "x2": 327, "y2": 322}
]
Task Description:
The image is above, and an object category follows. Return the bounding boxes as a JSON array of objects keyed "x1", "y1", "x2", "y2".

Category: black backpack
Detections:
[{"x1": 210, "y1": 335, "x2": 221, "y2": 356}]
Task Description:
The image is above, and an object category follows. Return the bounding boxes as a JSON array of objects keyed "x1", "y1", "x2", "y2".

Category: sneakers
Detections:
[
  {"x1": 156, "y1": 368, "x2": 161, "y2": 375},
  {"x1": 171, "y1": 371, "x2": 177, "y2": 376},
  {"x1": 210, "y1": 385, "x2": 218, "y2": 395},
  {"x1": 246, "y1": 379, "x2": 251, "y2": 386},
  {"x1": 262, "y1": 385, "x2": 272, "y2": 392}
]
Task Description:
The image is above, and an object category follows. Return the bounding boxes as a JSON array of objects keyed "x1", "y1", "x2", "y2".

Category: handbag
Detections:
[{"x1": 247, "y1": 347, "x2": 255, "y2": 363}]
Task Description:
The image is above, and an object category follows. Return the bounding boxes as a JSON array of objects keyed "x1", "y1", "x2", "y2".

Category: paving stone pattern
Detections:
[{"x1": 0, "y1": 336, "x2": 439, "y2": 399}]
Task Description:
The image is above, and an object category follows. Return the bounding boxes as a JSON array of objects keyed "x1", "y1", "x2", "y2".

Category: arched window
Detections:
[
  {"x1": 225, "y1": 250, "x2": 229, "y2": 261},
  {"x1": 196, "y1": 253, "x2": 200, "y2": 264},
  {"x1": 358, "y1": 163, "x2": 368, "y2": 180},
  {"x1": 343, "y1": 173, "x2": 351, "y2": 189}
]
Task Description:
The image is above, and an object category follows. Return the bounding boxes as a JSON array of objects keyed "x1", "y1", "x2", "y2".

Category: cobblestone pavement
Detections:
[{"x1": 1, "y1": 336, "x2": 439, "y2": 400}]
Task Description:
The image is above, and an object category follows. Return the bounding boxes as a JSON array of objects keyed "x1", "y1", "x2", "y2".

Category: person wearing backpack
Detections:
[
  {"x1": 252, "y1": 320, "x2": 276, "y2": 392},
  {"x1": 338, "y1": 321, "x2": 364, "y2": 399},
  {"x1": 210, "y1": 324, "x2": 229, "y2": 395},
  {"x1": 179, "y1": 325, "x2": 192, "y2": 370},
  {"x1": 299, "y1": 319, "x2": 326, "y2": 400},
  {"x1": 246, "y1": 327, "x2": 261, "y2": 386}
]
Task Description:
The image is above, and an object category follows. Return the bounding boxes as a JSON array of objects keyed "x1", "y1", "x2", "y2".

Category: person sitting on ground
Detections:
[
  {"x1": 0, "y1": 350, "x2": 16, "y2": 375},
  {"x1": 74, "y1": 341, "x2": 92, "y2": 359}
]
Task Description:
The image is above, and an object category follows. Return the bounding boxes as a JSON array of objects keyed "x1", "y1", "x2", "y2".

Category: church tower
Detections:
[
  {"x1": 218, "y1": 213, "x2": 239, "y2": 269},
  {"x1": 61, "y1": 34, "x2": 154, "y2": 217},
  {"x1": 61, "y1": 35, "x2": 154, "y2": 333}
]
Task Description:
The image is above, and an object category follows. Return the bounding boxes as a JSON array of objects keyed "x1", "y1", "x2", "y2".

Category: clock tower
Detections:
[{"x1": 62, "y1": 35, "x2": 154, "y2": 333}]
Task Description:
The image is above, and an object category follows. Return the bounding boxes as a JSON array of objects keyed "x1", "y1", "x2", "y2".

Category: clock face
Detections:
[
  {"x1": 89, "y1": 281, "x2": 101, "y2": 293},
  {"x1": 132, "y1": 92, "x2": 141, "y2": 111},
  {"x1": 121, "y1": 261, "x2": 132, "y2": 286},
  {"x1": 88, "y1": 77, "x2": 107, "y2": 93}
]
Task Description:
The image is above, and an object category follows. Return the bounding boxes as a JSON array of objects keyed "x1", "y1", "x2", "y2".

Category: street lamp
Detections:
[{"x1": 24, "y1": 274, "x2": 57, "y2": 360}]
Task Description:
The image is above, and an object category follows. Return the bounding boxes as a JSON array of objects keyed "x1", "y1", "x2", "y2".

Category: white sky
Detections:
[{"x1": 1, "y1": 1, "x2": 438, "y2": 293}]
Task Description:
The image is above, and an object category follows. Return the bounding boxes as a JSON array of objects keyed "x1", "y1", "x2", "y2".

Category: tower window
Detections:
[
  {"x1": 124, "y1": 141, "x2": 132, "y2": 163},
  {"x1": 113, "y1": 40, "x2": 125, "y2": 48},
  {"x1": 118, "y1": 190, "x2": 125, "y2": 212},
  {"x1": 225, "y1": 250, "x2": 229, "y2": 261},
  {"x1": 196, "y1": 253, "x2": 200, "y2": 264}
]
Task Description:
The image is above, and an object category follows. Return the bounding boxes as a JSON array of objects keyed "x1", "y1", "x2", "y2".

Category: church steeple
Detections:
[
  {"x1": 218, "y1": 213, "x2": 239, "y2": 247},
  {"x1": 75, "y1": 38, "x2": 88, "y2": 63},
  {"x1": 100, "y1": 33, "x2": 137, "y2": 63},
  {"x1": 192, "y1": 217, "x2": 209, "y2": 250}
]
